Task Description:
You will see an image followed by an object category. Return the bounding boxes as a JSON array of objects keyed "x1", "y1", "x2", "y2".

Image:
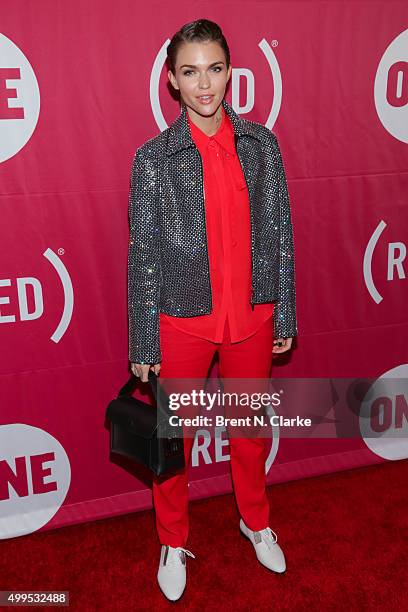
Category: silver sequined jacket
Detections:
[{"x1": 128, "y1": 98, "x2": 298, "y2": 364}]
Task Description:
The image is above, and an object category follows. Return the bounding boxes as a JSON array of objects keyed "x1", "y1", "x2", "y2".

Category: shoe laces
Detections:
[
  {"x1": 164, "y1": 546, "x2": 196, "y2": 567},
  {"x1": 259, "y1": 527, "x2": 278, "y2": 550}
]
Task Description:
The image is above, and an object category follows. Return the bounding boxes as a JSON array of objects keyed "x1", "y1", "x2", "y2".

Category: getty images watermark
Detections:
[
  {"x1": 166, "y1": 387, "x2": 311, "y2": 430},
  {"x1": 150, "y1": 376, "x2": 408, "y2": 439}
]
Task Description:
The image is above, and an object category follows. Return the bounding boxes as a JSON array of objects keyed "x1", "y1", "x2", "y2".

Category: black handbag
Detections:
[{"x1": 105, "y1": 369, "x2": 185, "y2": 477}]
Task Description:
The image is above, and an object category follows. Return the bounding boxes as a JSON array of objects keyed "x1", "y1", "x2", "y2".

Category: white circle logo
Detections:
[
  {"x1": 0, "y1": 34, "x2": 40, "y2": 163},
  {"x1": 359, "y1": 364, "x2": 408, "y2": 460},
  {"x1": 0, "y1": 424, "x2": 70, "y2": 539},
  {"x1": 374, "y1": 29, "x2": 408, "y2": 143}
]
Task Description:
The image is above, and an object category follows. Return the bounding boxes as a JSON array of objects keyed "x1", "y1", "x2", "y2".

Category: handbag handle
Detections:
[{"x1": 117, "y1": 369, "x2": 170, "y2": 409}]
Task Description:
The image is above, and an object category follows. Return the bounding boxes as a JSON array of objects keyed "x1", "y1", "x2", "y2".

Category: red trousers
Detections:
[{"x1": 152, "y1": 314, "x2": 274, "y2": 547}]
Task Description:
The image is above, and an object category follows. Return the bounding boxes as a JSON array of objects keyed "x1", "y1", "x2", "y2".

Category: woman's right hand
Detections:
[{"x1": 131, "y1": 362, "x2": 161, "y2": 382}]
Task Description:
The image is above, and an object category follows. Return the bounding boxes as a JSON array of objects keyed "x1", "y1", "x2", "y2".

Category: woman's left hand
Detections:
[{"x1": 272, "y1": 337, "x2": 293, "y2": 353}]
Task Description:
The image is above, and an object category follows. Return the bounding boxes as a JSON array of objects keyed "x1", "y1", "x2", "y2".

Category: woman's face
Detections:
[{"x1": 168, "y1": 40, "x2": 232, "y2": 118}]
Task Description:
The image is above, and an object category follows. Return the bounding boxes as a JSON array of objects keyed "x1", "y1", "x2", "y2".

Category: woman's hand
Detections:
[
  {"x1": 272, "y1": 337, "x2": 293, "y2": 354},
  {"x1": 131, "y1": 362, "x2": 161, "y2": 382}
]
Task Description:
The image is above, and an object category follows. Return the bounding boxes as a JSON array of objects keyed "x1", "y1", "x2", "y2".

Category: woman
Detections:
[{"x1": 128, "y1": 18, "x2": 297, "y2": 601}]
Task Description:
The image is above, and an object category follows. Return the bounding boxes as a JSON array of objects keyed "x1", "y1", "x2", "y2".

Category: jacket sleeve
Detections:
[
  {"x1": 127, "y1": 148, "x2": 162, "y2": 364},
  {"x1": 270, "y1": 133, "x2": 298, "y2": 339}
]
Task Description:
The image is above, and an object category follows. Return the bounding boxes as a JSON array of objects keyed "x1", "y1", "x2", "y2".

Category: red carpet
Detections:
[{"x1": 1, "y1": 459, "x2": 407, "y2": 611}]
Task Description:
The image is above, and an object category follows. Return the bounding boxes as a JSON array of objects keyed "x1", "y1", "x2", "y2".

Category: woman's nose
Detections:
[{"x1": 198, "y1": 74, "x2": 211, "y2": 88}]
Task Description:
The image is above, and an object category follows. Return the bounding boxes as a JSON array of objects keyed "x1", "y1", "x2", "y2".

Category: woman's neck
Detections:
[{"x1": 185, "y1": 103, "x2": 224, "y2": 137}]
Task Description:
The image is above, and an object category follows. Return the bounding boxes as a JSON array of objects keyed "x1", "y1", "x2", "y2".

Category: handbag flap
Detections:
[{"x1": 106, "y1": 396, "x2": 165, "y2": 440}]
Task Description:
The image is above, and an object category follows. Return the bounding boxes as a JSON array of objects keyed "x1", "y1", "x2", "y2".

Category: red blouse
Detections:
[{"x1": 160, "y1": 105, "x2": 274, "y2": 342}]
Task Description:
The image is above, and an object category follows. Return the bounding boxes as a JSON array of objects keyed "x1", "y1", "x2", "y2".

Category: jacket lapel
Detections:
[
  {"x1": 165, "y1": 98, "x2": 263, "y2": 155},
  {"x1": 165, "y1": 99, "x2": 263, "y2": 202}
]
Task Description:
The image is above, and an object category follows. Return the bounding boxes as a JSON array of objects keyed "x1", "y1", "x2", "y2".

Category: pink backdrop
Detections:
[{"x1": 1, "y1": 1, "x2": 407, "y2": 539}]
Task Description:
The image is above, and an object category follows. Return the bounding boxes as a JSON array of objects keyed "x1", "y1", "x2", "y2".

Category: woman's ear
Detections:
[
  {"x1": 226, "y1": 64, "x2": 232, "y2": 83},
  {"x1": 167, "y1": 69, "x2": 179, "y2": 91}
]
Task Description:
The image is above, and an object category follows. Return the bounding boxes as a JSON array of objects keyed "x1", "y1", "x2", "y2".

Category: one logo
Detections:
[
  {"x1": 374, "y1": 29, "x2": 408, "y2": 143},
  {"x1": 359, "y1": 364, "x2": 408, "y2": 460},
  {"x1": 0, "y1": 33, "x2": 40, "y2": 163},
  {"x1": 0, "y1": 424, "x2": 71, "y2": 539},
  {"x1": 363, "y1": 220, "x2": 406, "y2": 303},
  {"x1": 150, "y1": 38, "x2": 282, "y2": 130},
  {"x1": 0, "y1": 248, "x2": 73, "y2": 343}
]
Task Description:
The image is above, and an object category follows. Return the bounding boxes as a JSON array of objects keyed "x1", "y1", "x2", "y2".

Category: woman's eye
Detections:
[{"x1": 182, "y1": 66, "x2": 222, "y2": 76}]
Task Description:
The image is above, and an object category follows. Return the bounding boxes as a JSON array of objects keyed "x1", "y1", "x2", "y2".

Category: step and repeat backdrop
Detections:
[{"x1": 1, "y1": 1, "x2": 407, "y2": 539}]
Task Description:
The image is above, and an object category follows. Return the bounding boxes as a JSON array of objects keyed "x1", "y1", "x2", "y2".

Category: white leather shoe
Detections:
[
  {"x1": 157, "y1": 545, "x2": 196, "y2": 601},
  {"x1": 240, "y1": 519, "x2": 286, "y2": 573}
]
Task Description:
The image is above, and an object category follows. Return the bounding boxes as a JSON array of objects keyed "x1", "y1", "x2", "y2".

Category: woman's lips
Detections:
[{"x1": 197, "y1": 95, "x2": 214, "y2": 104}]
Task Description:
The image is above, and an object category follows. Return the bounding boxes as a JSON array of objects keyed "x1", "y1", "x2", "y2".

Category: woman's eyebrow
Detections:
[{"x1": 179, "y1": 61, "x2": 225, "y2": 69}]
